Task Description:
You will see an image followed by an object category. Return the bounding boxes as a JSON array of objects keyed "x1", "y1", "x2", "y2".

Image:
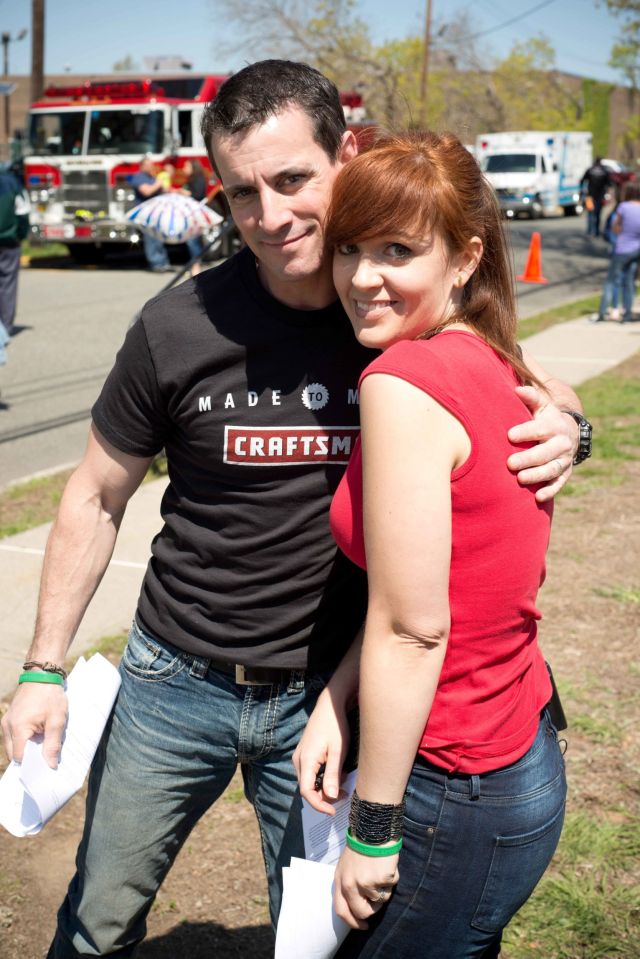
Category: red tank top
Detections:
[{"x1": 330, "y1": 332, "x2": 553, "y2": 773}]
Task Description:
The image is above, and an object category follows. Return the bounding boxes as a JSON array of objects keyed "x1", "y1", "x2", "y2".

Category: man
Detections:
[
  {"x1": 581, "y1": 157, "x2": 612, "y2": 238},
  {"x1": 2, "y1": 60, "x2": 586, "y2": 958},
  {"x1": 130, "y1": 154, "x2": 172, "y2": 272},
  {"x1": 0, "y1": 161, "x2": 30, "y2": 338}
]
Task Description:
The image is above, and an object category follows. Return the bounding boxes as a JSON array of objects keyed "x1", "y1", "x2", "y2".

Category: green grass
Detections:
[
  {"x1": 518, "y1": 295, "x2": 601, "y2": 340},
  {"x1": 0, "y1": 469, "x2": 73, "y2": 538},
  {"x1": 222, "y1": 786, "x2": 247, "y2": 804},
  {"x1": 592, "y1": 585, "x2": 640, "y2": 605},
  {"x1": 504, "y1": 812, "x2": 640, "y2": 958},
  {"x1": 21, "y1": 240, "x2": 69, "y2": 259},
  {"x1": 0, "y1": 457, "x2": 167, "y2": 540},
  {"x1": 569, "y1": 712, "x2": 623, "y2": 745},
  {"x1": 76, "y1": 631, "x2": 128, "y2": 663},
  {"x1": 560, "y1": 351, "x2": 640, "y2": 496}
]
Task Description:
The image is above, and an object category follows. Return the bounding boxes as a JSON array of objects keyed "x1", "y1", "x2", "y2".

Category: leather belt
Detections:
[{"x1": 213, "y1": 662, "x2": 305, "y2": 687}]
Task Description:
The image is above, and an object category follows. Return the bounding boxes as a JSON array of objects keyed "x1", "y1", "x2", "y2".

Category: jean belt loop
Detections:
[
  {"x1": 469, "y1": 774, "x2": 481, "y2": 800},
  {"x1": 189, "y1": 656, "x2": 209, "y2": 680},
  {"x1": 287, "y1": 670, "x2": 306, "y2": 694}
]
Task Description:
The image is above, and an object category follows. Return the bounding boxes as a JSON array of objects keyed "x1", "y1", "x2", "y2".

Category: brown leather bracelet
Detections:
[{"x1": 22, "y1": 660, "x2": 68, "y2": 680}]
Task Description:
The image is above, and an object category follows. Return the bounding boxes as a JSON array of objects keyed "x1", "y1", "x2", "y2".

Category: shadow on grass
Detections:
[{"x1": 138, "y1": 921, "x2": 274, "y2": 958}]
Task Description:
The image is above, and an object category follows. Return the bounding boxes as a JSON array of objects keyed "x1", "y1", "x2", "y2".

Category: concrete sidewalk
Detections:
[{"x1": 1, "y1": 314, "x2": 638, "y2": 700}]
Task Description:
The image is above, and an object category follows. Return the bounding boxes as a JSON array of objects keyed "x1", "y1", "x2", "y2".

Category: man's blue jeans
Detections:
[
  {"x1": 142, "y1": 232, "x2": 169, "y2": 270},
  {"x1": 48, "y1": 621, "x2": 328, "y2": 957},
  {"x1": 337, "y1": 711, "x2": 566, "y2": 959},
  {"x1": 587, "y1": 198, "x2": 604, "y2": 237}
]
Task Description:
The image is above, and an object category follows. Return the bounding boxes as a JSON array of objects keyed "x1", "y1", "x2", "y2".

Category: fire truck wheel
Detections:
[{"x1": 66, "y1": 243, "x2": 105, "y2": 265}]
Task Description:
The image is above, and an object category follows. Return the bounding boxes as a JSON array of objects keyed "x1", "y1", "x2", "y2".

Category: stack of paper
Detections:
[
  {"x1": 0, "y1": 654, "x2": 121, "y2": 837},
  {"x1": 276, "y1": 857, "x2": 350, "y2": 959},
  {"x1": 275, "y1": 769, "x2": 357, "y2": 959}
]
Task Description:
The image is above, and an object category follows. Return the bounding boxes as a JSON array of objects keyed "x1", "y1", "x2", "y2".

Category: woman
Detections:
[
  {"x1": 595, "y1": 180, "x2": 640, "y2": 323},
  {"x1": 297, "y1": 131, "x2": 567, "y2": 958}
]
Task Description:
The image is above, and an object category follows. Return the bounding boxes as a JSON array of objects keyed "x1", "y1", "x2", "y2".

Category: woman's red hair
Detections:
[{"x1": 326, "y1": 130, "x2": 539, "y2": 386}]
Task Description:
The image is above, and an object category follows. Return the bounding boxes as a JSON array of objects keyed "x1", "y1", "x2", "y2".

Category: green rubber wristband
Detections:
[
  {"x1": 19, "y1": 670, "x2": 65, "y2": 686},
  {"x1": 346, "y1": 828, "x2": 403, "y2": 857}
]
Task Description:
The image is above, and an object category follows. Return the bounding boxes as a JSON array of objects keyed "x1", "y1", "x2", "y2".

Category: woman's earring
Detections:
[{"x1": 456, "y1": 274, "x2": 464, "y2": 287}]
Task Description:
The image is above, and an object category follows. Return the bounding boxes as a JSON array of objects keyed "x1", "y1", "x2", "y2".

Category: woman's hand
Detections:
[
  {"x1": 293, "y1": 687, "x2": 351, "y2": 814},
  {"x1": 334, "y1": 846, "x2": 400, "y2": 930}
]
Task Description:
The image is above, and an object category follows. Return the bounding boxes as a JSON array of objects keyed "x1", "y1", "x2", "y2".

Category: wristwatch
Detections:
[{"x1": 562, "y1": 410, "x2": 592, "y2": 465}]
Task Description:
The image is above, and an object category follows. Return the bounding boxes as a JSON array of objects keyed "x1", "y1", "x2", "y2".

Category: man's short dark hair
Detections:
[{"x1": 201, "y1": 60, "x2": 346, "y2": 169}]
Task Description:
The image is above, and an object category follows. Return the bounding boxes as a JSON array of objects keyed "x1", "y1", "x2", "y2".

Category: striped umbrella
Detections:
[{"x1": 126, "y1": 193, "x2": 223, "y2": 244}]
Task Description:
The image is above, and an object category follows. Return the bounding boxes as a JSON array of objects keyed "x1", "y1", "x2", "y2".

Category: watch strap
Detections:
[{"x1": 562, "y1": 410, "x2": 592, "y2": 465}]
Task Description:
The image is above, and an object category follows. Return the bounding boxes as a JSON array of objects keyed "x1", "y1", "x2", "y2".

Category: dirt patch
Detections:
[{"x1": 1, "y1": 454, "x2": 638, "y2": 958}]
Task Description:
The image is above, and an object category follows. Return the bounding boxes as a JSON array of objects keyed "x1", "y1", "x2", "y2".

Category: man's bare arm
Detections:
[
  {"x1": 1, "y1": 425, "x2": 153, "y2": 766},
  {"x1": 508, "y1": 351, "x2": 583, "y2": 503}
]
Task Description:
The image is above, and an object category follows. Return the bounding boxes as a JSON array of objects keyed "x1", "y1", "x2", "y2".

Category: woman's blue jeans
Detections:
[
  {"x1": 337, "y1": 711, "x2": 566, "y2": 959},
  {"x1": 47, "y1": 621, "x2": 328, "y2": 957},
  {"x1": 599, "y1": 251, "x2": 640, "y2": 320}
]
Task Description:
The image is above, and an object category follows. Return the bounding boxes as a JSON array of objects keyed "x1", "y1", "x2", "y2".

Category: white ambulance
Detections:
[{"x1": 475, "y1": 131, "x2": 593, "y2": 218}]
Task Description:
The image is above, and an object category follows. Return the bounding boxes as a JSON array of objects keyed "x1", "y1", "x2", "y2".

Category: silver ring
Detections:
[
  {"x1": 555, "y1": 458, "x2": 563, "y2": 476},
  {"x1": 369, "y1": 888, "x2": 390, "y2": 903}
]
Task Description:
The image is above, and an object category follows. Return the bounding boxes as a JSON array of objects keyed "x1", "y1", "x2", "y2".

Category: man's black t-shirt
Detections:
[{"x1": 92, "y1": 248, "x2": 375, "y2": 669}]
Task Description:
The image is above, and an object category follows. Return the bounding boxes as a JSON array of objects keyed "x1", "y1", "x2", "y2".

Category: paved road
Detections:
[{"x1": 0, "y1": 218, "x2": 613, "y2": 488}]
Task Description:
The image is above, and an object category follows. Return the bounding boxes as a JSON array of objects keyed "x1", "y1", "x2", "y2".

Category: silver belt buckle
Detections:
[{"x1": 235, "y1": 664, "x2": 255, "y2": 686}]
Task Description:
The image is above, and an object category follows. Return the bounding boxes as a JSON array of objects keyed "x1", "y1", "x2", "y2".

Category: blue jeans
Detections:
[
  {"x1": 337, "y1": 711, "x2": 566, "y2": 959},
  {"x1": 587, "y1": 198, "x2": 604, "y2": 237},
  {"x1": 48, "y1": 621, "x2": 328, "y2": 957},
  {"x1": 0, "y1": 318, "x2": 8, "y2": 366},
  {"x1": 142, "y1": 232, "x2": 169, "y2": 270},
  {"x1": 599, "y1": 250, "x2": 640, "y2": 320},
  {"x1": 186, "y1": 234, "x2": 204, "y2": 261}
]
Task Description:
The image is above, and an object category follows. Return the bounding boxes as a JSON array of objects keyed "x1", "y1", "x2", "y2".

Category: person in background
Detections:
[
  {"x1": 296, "y1": 131, "x2": 573, "y2": 958},
  {"x1": 0, "y1": 161, "x2": 30, "y2": 338},
  {"x1": 581, "y1": 157, "x2": 612, "y2": 238},
  {"x1": 130, "y1": 155, "x2": 172, "y2": 273},
  {"x1": 594, "y1": 196, "x2": 622, "y2": 322},
  {"x1": 180, "y1": 159, "x2": 209, "y2": 275},
  {"x1": 602, "y1": 180, "x2": 640, "y2": 323}
]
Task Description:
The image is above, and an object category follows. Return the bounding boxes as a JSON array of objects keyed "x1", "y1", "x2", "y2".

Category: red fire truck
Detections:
[{"x1": 24, "y1": 74, "x2": 370, "y2": 263}]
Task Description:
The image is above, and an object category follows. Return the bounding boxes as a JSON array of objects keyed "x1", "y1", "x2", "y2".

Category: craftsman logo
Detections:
[
  {"x1": 224, "y1": 426, "x2": 359, "y2": 466},
  {"x1": 301, "y1": 382, "x2": 329, "y2": 410}
]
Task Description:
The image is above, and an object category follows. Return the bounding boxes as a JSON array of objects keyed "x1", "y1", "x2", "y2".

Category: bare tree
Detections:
[{"x1": 210, "y1": 0, "x2": 418, "y2": 125}]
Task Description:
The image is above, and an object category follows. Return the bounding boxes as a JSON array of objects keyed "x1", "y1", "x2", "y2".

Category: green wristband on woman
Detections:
[
  {"x1": 346, "y1": 828, "x2": 403, "y2": 857},
  {"x1": 19, "y1": 670, "x2": 65, "y2": 686}
]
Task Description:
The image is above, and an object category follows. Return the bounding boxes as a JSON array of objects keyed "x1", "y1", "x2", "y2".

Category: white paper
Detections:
[
  {"x1": 275, "y1": 857, "x2": 350, "y2": 959},
  {"x1": 0, "y1": 654, "x2": 121, "y2": 837},
  {"x1": 302, "y1": 769, "x2": 357, "y2": 865},
  {"x1": 274, "y1": 771, "x2": 358, "y2": 958}
]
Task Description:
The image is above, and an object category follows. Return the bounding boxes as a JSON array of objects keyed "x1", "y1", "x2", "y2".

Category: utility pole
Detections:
[
  {"x1": 2, "y1": 29, "x2": 28, "y2": 143},
  {"x1": 31, "y1": 0, "x2": 45, "y2": 106},
  {"x1": 419, "y1": 0, "x2": 433, "y2": 130}
]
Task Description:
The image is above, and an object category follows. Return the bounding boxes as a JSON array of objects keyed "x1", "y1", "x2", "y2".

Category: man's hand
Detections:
[
  {"x1": 1, "y1": 683, "x2": 68, "y2": 769},
  {"x1": 507, "y1": 385, "x2": 579, "y2": 503},
  {"x1": 334, "y1": 846, "x2": 400, "y2": 930},
  {"x1": 292, "y1": 687, "x2": 351, "y2": 815}
]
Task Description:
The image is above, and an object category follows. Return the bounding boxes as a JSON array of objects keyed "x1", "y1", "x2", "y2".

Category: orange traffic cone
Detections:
[{"x1": 517, "y1": 232, "x2": 548, "y2": 284}]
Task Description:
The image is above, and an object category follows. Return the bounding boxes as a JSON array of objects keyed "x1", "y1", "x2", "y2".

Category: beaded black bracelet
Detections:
[{"x1": 349, "y1": 790, "x2": 406, "y2": 845}]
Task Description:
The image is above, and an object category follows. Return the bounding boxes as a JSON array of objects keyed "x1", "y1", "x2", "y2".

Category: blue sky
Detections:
[{"x1": 0, "y1": 0, "x2": 627, "y2": 85}]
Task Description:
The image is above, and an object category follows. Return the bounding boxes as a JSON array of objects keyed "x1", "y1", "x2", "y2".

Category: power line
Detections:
[{"x1": 469, "y1": 0, "x2": 558, "y2": 40}]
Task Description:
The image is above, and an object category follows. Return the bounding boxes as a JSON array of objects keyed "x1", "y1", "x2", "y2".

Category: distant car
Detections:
[{"x1": 601, "y1": 158, "x2": 637, "y2": 193}]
